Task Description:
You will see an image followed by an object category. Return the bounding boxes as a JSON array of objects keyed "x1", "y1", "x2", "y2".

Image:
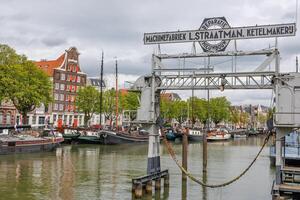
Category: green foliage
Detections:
[
  {"x1": 161, "y1": 96, "x2": 231, "y2": 125},
  {"x1": 76, "y1": 86, "x2": 100, "y2": 126},
  {"x1": 209, "y1": 97, "x2": 231, "y2": 124},
  {"x1": 0, "y1": 44, "x2": 52, "y2": 124},
  {"x1": 119, "y1": 91, "x2": 140, "y2": 120},
  {"x1": 0, "y1": 44, "x2": 26, "y2": 101},
  {"x1": 188, "y1": 97, "x2": 208, "y2": 124},
  {"x1": 103, "y1": 88, "x2": 116, "y2": 122}
]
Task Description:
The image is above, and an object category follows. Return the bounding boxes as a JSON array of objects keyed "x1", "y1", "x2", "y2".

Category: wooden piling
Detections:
[
  {"x1": 182, "y1": 128, "x2": 188, "y2": 180},
  {"x1": 203, "y1": 131, "x2": 207, "y2": 173},
  {"x1": 155, "y1": 179, "x2": 161, "y2": 190},
  {"x1": 134, "y1": 183, "x2": 143, "y2": 198},
  {"x1": 145, "y1": 180, "x2": 152, "y2": 194},
  {"x1": 164, "y1": 174, "x2": 169, "y2": 187}
]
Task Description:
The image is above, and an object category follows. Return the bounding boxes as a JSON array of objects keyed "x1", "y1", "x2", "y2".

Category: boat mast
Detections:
[
  {"x1": 99, "y1": 51, "x2": 104, "y2": 130},
  {"x1": 115, "y1": 58, "x2": 119, "y2": 131}
]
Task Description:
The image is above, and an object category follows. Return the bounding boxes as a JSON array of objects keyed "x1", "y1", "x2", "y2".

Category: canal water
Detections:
[{"x1": 0, "y1": 136, "x2": 274, "y2": 200}]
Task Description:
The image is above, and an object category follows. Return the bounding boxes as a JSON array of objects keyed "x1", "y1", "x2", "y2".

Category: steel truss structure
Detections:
[{"x1": 151, "y1": 48, "x2": 280, "y2": 91}]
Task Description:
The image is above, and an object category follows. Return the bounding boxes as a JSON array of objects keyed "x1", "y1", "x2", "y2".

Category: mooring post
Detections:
[
  {"x1": 182, "y1": 127, "x2": 188, "y2": 180},
  {"x1": 181, "y1": 179, "x2": 187, "y2": 200},
  {"x1": 155, "y1": 179, "x2": 161, "y2": 190},
  {"x1": 134, "y1": 183, "x2": 143, "y2": 198},
  {"x1": 203, "y1": 130, "x2": 207, "y2": 173},
  {"x1": 147, "y1": 124, "x2": 161, "y2": 174},
  {"x1": 164, "y1": 174, "x2": 169, "y2": 187},
  {"x1": 145, "y1": 180, "x2": 152, "y2": 194}
]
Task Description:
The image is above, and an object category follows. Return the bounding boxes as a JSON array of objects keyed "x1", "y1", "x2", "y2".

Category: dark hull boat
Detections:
[
  {"x1": 99, "y1": 130, "x2": 150, "y2": 145},
  {"x1": 76, "y1": 130, "x2": 101, "y2": 144},
  {"x1": 62, "y1": 129, "x2": 81, "y2": 143},
  {"x1": 171, "y1": 129, "x2": 203, "y2": 142},
  {"x1": 0, "y1": 136, "x2": 64, "y2": 155},
  {"x1": 0, "y1": 125, "x2": 64, "y2": 155}
]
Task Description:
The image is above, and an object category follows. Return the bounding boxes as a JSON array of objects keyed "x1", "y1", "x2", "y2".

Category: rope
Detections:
[{"x1": 162, "y1": 131, "x2": 272, "y2": 188}]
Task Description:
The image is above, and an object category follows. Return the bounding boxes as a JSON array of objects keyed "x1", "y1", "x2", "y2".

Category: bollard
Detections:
[
  {"x1": 132, "y1": 182, "x2": 136, "y2": 193},
  {"x1": 155, "y1": 179, "x2": 161, "y2": 190},
  {"x1": 164, "y1": 174, "x2": 169, "y2": 187},
  {"x1": 145, "y1": 180, "x2": 152, "y2": 194},
  {"x1": 182, "y1": 128, "x2": 188, "y2": 180},
  {"x1": 134, "y1": 183, "x2": 143, "y2": 198}
]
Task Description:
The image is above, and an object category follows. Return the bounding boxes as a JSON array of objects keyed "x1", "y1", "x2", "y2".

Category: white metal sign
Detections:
[{"x1": 144, "y1": 17, "x2": 296, "y2": 52}]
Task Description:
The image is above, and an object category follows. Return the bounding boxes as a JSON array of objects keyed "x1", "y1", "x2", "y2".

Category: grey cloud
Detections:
[
  {"x1": 41, "y1": 37, "x2": 67, "y2": 47},
  {"x1": 1, "y1": 0, "x2": 298, "y2": 106}
]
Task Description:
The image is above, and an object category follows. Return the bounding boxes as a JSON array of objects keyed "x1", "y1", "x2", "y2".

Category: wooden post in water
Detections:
[
  {"x1": 164, "y1": 174, "x2": 169, "y2": 187},
  {"x1": 134, "y1": 183, "x2": 143, "y2": 198},
  {"x1": 203, "y1": 131, "x2": 207, "y2": 173},
  {"x1": 155, "y1": 179, "x2": 161, "y2": 190},
  {"x1": 182, "y1": 127, "x2": 188, "y2": 180},
  {"x1": 145, "y1": 180, "x2": 152, "y2": 194}
]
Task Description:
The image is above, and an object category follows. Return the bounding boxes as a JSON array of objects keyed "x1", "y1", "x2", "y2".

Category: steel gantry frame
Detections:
[
  {"x1": 133, "y1": 47, "x2": 300, "y2": 199},
  {"x1": 152, "y1": 48, "x2": 279, "y2": 90},
  {"x1": 157, "y1": 71, "x2": 277, "y2": 90}
]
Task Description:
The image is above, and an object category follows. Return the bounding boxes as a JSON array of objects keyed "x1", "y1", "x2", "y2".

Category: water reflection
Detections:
[{"x1": 0, "y1": 136, "x2": 274, "y2": 200}]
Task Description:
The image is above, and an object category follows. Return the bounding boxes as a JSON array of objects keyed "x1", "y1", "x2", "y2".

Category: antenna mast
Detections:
[
  {"x1": 99, "y1": 51, "x2": 104, "y2": 130},
  {"x1": 115, "y1": 58, "x2": 119, "y2": 131}
]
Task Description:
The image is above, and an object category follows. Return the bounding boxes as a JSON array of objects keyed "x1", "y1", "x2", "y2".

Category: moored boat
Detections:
[
  {"x1": 207, "y1": 129, "x2": 231, "y2": 141},
  {"x1": 188, "y1": 129, "x2": 203, "y2": 142},
  {"x1": 76, "y1": 129, "x2": 101, "y2": 144},
  {"x1": 62, "y1": 128, "x2": 81, "y2": 143},
  {"x1": 0, "y1": 125, "x2": 64, "y2": 155},
  {"x1": 165, "y1": 129, "x2": 177, "y2": 141},
  {"x1": 99, "y1": 130, "x2": 150, "y2": 145}
]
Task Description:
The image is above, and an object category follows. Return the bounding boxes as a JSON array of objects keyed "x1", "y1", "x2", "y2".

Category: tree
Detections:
[
  {"x1": 11, "y1": 61, "x2": 52, "y2": 124},
  {"x1": 0, "y1": 44, "x2": 26, "y2": 101},
  {"x1": 103, "y1": 88, "x2": 116, "y2": 127},
  {"x1": 120, "y1": 91, "x2": 140, "y2": 120},
  {"x1": 76, "y1": 86, "x2": 100, "y2": 127},
  {"x1": 209, "y1": 97, "x2": 231, "y2": 125},
  {"x1": 0, "y1": 44, "x2": 52, "y2": 124},
  {"x1": 229, "y1": 107, "x2": 240, "y2": 128}
]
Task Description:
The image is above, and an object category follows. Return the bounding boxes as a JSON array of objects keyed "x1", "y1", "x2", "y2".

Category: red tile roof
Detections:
[{"x1": 34, "y1": 53, "x2": 65, "y2": 76}]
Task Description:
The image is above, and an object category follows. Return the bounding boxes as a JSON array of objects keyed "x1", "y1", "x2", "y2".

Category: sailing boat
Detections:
[
  {"x1": 98, "y1": 58, "x2": 153, "y2": 144},
  {"x1": 72, "y1": 52, "x2": 104, "y2": 144}
]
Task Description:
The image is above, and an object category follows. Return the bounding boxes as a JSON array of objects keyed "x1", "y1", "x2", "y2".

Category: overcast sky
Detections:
[{"x1": 1, "y1": 0, "x2": 299, "y2": 106}]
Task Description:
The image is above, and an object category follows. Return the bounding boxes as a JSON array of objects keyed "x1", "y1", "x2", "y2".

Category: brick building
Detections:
[
  {"x1": 0, "y1": 100, "x2": 16, "y2": 126},
  {"x1": 35, "y1": 47, "x2": 87, "y2": 127}
]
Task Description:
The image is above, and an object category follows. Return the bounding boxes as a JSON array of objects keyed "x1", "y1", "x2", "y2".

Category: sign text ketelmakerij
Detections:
[{"x1": 144, "y1": 23, "x2": 296, "y2": 45}]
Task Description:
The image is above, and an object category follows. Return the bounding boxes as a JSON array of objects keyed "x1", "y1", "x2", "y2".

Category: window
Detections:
[
  {"x1": 60, "y1": 84, "x2": 65, "y2": 90},
  {"x1": 61, "y1": 73, "x2": 65, "y2": 80},
  {"x1": 68, "y1": 116, "x2": 72, "y2": 125},
  {"x1": 54, "y1": 93, "x2": 59, "y2": 100},
  {"x1": 53, "y1": 114, "x2": 57, "y2": 122},
  {"x1": 67, "y1": 75, "x2": 70, "y2": 81},
  {"x1": 71, "y1": 85, "x2": 75, "y2": 92},
  {"x1": 55, "y1": 83, "x2": 59, "y2": 90},
  {"x1": 38, "y1": 116, "x2": 45, "y2": 125},
  {"x1": 59, "y1": 104, "x2": 64, "y2": 111},
  {"x1": 54, "y1": 103, "x2": 58, "y2": 110},
  {"x1": 55, "y1": 72, "x2": 60, "y2": 80},
  {"x1": 77, "y1": 76, "x2": 80, "y2": 83},
  {"x1": 6, "y1": 113, "x2": 11, "y2": 125},
  {"x1": 59, "y1": 94, "x2": 64, "y2": 101},
  {"x1": 32, "y1": 116, "x2": 36, "y2": 125},
  {"x1": 63, "y1": 115, "x2": 67, "y2": 124}
]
